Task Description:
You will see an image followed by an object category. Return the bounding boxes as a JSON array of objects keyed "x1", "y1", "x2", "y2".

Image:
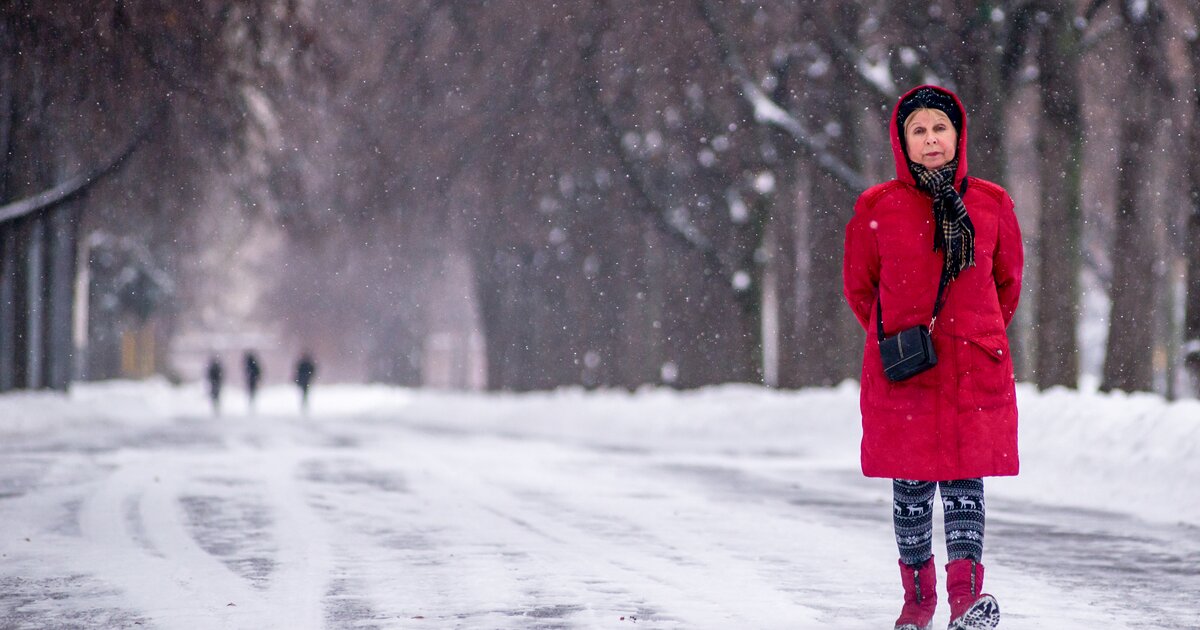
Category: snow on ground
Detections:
[
  {"x1": 0, "y1": 380, "x2": 1197, "y2": 629},
  {"x1": 346, "y1": 381, "x2": 1200, "y2": 528}
]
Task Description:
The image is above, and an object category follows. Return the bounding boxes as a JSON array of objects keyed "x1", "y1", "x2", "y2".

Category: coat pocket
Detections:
[{"x1": 962, "y1": 333, "x2": 1015, "y2": 408}]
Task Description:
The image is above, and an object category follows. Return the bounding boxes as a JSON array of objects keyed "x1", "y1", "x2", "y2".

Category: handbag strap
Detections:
[{"x1": 876, "y1": 268, "x2": 952, "y2": 342}]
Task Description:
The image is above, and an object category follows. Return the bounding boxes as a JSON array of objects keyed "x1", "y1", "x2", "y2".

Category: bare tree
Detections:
[
  {"x1": 1033, "y1": 2, "x2": 1085, "y2": 389},
  {"x1": 1101, "y1": 0, "x2": 1173, "y2": 393},
  {"x1": 1182, "y1": 4, "x2": 1200, "y2": 393}
]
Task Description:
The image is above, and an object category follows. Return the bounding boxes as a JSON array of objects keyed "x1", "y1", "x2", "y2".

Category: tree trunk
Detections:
[
  {"x1": 1186, "y1": 184, "x2": 1200, "y2": 394},
  {"x1": 663, "y1": 246, "x2": 756, "y2": 388},
  {"x1": 616, "y1": 225, "x2": 665, "y2": 387},
  {"x1": 529, "y1": 256, "x2": 573, "y2": 390},
  {"x1": 759, "y1": 206, "x2": 782, "y2": 387},
  {"x1": 760, "y1": 48, "x2": 802, "y2": 389},
  {"x1": 1102, "y1": 116, "x2": 1157, "y2": 392},
  {"x1": 949, "y1": 11, "x2": 1031, "y2": 380},
  {"x1": 474, "y1": 246, "x2": 525, "y2": 391},
  {"x1": 1184, "y1": 30, "x2": 1200, "y2": 395},
  {"x1": 732, "y1": 198, "x2": 767, "y2": 385},
  {"x1": 800, "y1": 174, "x2": 856, "y2": 387},
  {"x1": 1034, "y1": 7, "x2": 1083, "y2": 389},
  {"x1": 45, "y1": 201, "x2": 77, "y2": 390},
  {"x1": 23, "y1": 214, "x2": 45, "y2": 388},
  {"x1": 771, "y1": 175, "x2": 804, "y2": 389},
  {"x1": 0, "y1": 224, "x2": 15, "y2": 390},
  {"x1": 609, "y1": 215, "x2": 661, "y2": 388},
  {"x1": 796, "y1": 16, "x2": 863, "y2": 387},
  {"x1": 1101, "y1": 3, "x2": 1170, "y2": 394},
  {"x1": 777, "y1": 162, "x2": 811, "y2": 389},
  {"x1": 0, "y1": 20, "x2": 12, "y2": 204}
]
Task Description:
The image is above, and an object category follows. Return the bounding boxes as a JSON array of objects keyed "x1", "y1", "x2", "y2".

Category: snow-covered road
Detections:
[{"x1": 1, "y1": 383, "x2": 1197, "y2": 629}]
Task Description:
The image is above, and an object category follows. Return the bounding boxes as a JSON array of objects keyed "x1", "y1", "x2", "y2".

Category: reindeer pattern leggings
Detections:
[{"x1": 893, "y1": 478, "x2": 985, "y2": 566}]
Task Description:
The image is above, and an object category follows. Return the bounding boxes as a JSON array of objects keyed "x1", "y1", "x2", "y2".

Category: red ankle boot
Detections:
[
  {"x1": 895, "y1": 556, "x2": 937, "y2": 630},
  {"x1": 945, "y1": 558, "x2": 999, "y2": 629}
]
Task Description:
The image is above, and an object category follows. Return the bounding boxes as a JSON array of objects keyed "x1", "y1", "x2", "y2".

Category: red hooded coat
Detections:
[{"x1": 842, "y1": 85, "x2": 1024, "y2": 480}]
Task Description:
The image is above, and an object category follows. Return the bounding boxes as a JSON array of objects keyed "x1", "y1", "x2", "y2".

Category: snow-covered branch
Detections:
[
  {"x1": 693, "y1": 0, "x2": 868, "y2": 193},
  {"x1": 0, "y1": 105, "x2": 166, "y2": 224},
  {"x1": 819, "y1": 26, "x2": 898, "y2": 100},
  {"x1": 579, "y1": 2, "x2": 731, "y2": 280}
]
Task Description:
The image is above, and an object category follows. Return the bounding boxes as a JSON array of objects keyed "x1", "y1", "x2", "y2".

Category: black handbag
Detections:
[{"x1": 877, "y1": 271, "x2": 950, "y2": 382}]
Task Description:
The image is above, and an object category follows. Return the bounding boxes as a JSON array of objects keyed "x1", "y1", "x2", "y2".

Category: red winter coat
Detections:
[{"x1": 842, "y1": 85, "x2": 1024, "y2": 481}]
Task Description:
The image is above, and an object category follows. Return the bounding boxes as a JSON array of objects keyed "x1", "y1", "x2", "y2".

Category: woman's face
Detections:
[{"x1": 904, "y1": 109, "x2": 957, "y2": 170}]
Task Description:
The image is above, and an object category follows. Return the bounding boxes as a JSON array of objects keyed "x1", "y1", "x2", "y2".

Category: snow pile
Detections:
[
  {"x1": 1008, "y1": 386, "x2": 1200, "y2": 526},
  {"x1": 0, "y1": 378, "x2": 195, "y2": 437},
  {"x1": 375, "y1": 382, "x2": 862, "y2": 458}
]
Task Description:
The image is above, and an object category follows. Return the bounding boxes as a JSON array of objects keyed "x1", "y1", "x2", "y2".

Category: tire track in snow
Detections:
[
  {"x1": 212, "y1": 422, "x2": 337, "y2": 627},
  {"x1": 76, "y1": 453, "x2": 272, "y2": 628},
  {"x1": 71, "y1": 423, "x2": 334, "y2": 629}
]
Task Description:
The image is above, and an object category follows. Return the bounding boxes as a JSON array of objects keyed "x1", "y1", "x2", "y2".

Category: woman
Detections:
[{"x1": 842, "y1": 85, "x2": 1023, "y2": 630}]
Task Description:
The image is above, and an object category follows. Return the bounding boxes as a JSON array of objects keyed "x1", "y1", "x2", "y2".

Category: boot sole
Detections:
[
  {"x1": 949, "y1": 594, "x2": 999, "y2": 630},
  {"x1": 896, "y1": 624, "x2": 933, "y2": 630}
]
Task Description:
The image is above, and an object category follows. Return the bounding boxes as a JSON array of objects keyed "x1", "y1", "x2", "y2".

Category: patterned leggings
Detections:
[{"x1": 893, "y1": 478, "x2": 985, "y2": 566}]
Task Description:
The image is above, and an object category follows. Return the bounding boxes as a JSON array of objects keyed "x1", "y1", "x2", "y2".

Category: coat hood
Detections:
[{"x1": 890, "y1": 84, "x2": 969, "y2": 188}]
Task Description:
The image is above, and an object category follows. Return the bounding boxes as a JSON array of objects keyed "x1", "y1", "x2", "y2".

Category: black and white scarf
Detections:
[{"x1": 911, "y1": 160, "x2": 975, "y2": 279}]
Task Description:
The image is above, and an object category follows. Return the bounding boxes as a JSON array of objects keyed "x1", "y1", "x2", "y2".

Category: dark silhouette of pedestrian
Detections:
[
  {"x1": 244, "y1": 351, "x2": 262, "y2": 411},
  {"x1": 295, "y1": 353, "x2": 317, "y2": 413},
  {"x1": 205, "y1": 357, "x2": 223, "y2": 415}
]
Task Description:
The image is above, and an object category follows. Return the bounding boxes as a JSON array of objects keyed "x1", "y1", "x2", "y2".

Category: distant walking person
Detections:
[
  {"x1": 205, "y1": 357, "x2": 223, "y2": 415},
  {"x1": 294, "y1": 353, "x2": 317, "y2": 413},
  {"x1": 244, "y1": 351, "x2": 262, "y2": 411}
]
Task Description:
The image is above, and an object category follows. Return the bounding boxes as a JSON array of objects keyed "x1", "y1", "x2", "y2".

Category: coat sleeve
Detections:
[
  {"x1": 843, "y1": 196, "x2": 881, "y2": 331},
  {"x1": 993, "y1": 194, "x2": 1024, "y2": 328}
]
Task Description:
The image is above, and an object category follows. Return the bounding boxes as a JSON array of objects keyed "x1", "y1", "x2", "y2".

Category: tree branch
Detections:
[
  {"x1": 0, "y1": 104, "x2": 166, "y2": 223},
  {"x1": 693, "y1": 0, "x2": 868, "y2": 193},
  {"x1": 580, "y1": 0, "x2": 731, "y2": 279},
  {"x1": 1084, "y1": 0, "x2": 1111, "y2": 20},
  {"x1": 816, "y1": 18, "x2": 898, "y2": 103}
]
